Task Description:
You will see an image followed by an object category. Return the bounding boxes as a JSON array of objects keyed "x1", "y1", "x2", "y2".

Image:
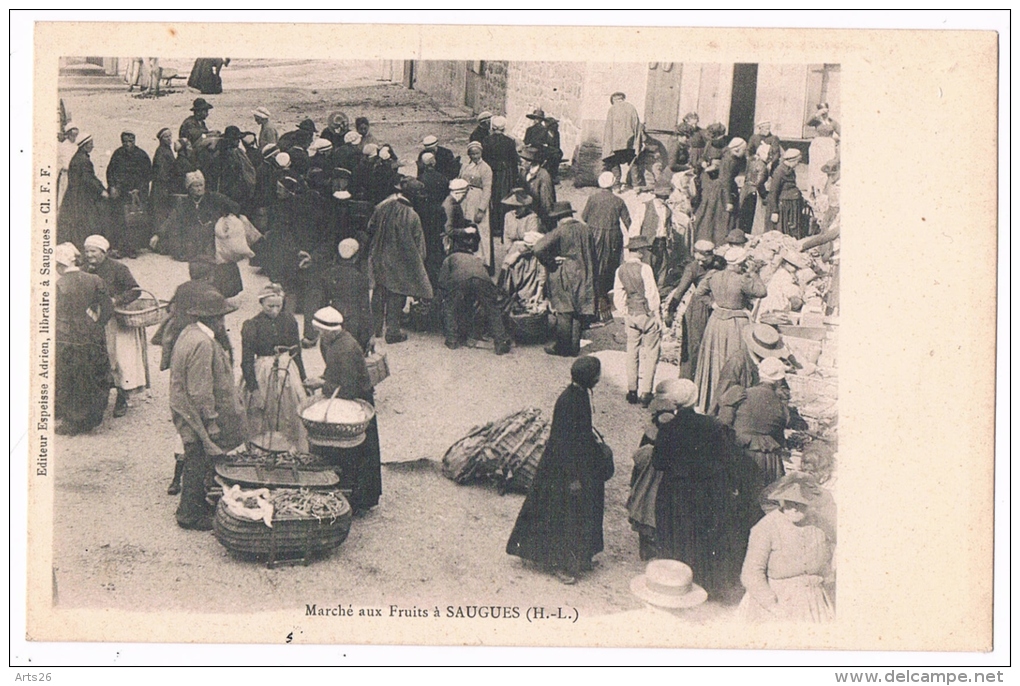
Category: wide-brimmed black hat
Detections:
[
  {"x1": 501, "y1": 188, "x2": 532, "y2": 207},
  {"x1": 547, "y1": 201, "x2": 574, "y2": 220},
  {"x1": 191, "y1": 98, "x2": 213, "y2": 111},
  {"x1": 298, "y1": 118, "x2": 317, "y2": 133},
  {"x1": 526, "y1": 108, "x2": 546, "y2": 121},
  {"x1": 187, "y1": 290, "x2": 237, "y2": 318},
  {"x1": 519, "y1": 146, "x2": 543, "y2": 162}
]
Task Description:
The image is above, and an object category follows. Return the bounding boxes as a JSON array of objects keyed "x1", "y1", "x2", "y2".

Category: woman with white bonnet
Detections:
[
  {"x1": 692, "y1": 246, "x2": 767, "y2": 413},
  {"x1": 54, "y1": 242, "x2": 114, "y2": 435},
  {"x1": 717, "y1": 356, "x2": 792, "y2": 487},
  {"x1": 739, "y1": 471, "x2": 836, "y2": 622},
  {"x1": 304, "y1": 307, "x2": 382, "y2": 514},
  {"x1": 239, "y1": 282, "x2": 308, "y2": 453},
  {"x1": 581, "y1": 171, "x2": 632, "y2": 322},
  {"x1": 82, "y1": 234, "x2": 147, "y2": 419},
  {"x1": 458, "y1": 140, "x2": 494, "y2": 271}
]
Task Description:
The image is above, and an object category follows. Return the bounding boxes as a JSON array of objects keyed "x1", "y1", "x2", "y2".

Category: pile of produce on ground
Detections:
[{"x1": 441, "y1": 407, "x2": 550, "y2": 494}]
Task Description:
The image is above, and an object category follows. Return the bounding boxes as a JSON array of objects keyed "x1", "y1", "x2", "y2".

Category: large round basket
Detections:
[
  {"x1": 213, "y1": 493, "x2": 352, "y2": 561},
  {"x1": 508, "y1": 311, "x2": 550, "y2": 344},
  {"x1": 114, "y1": 288, "x2": 170, "y2": 328},
  {"x1": 300, "y1": 393, "x2": 376, "y2": 448}
]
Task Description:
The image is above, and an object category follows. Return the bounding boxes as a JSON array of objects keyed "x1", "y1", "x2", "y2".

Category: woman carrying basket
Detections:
[
  {"x1": 239, "y1": 283, "x2": 308, "y2": 454},
  {"x1": 303, "y1": 306, "x2": 382, "y2": 514},
  {"x1": 82, "y1": 234, "x2": 147, "y2": 419}
]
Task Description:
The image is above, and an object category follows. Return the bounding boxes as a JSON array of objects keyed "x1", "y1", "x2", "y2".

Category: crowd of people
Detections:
[{"x1": 52, "y1": 84, "x2": 839, "y2": 622}]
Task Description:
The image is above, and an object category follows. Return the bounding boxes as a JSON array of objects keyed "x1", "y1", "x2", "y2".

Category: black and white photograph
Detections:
[{"x1": 14, "y1": 15, "x2": 1003, "y2": 669}]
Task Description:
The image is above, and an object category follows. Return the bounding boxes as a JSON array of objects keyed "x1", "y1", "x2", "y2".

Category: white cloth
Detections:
[
  {"x1": 105, "y1": 319, "x2": 148, "y2": 391},
  {"x1": 239, "y1": 354, "x2": 308, "y2": 453},
  {"x1": 758, "y1": 268, "x2": 801, "y2": 319}
]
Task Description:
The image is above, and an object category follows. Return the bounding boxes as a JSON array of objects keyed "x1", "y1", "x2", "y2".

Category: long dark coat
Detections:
[
  {"x1": 481, "y1": 132, "x2": 519, "y2": 236},
  {"x1": 506, "y1": 383, "x2": 608, "y2": 572},
  {"x1": 151, "y1": 143, "x2": 177, "y2": 228},
  {"x1": 57, "y1": 147, "x2": 105, "y2": 249},
  {"x1": 533, "y1": 219, "x2": 597, "y2": 316},
  {"x1": 367, "y1": 195, "x2": 433, "y2": 300},
  {"x1": 652, "y1": 409, "x2": 761, "y2": 600}
]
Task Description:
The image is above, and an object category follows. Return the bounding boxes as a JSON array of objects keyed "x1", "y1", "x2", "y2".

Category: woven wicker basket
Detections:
[
  {"x1": 114, "y1": 288, "x2": 170, "y2": 328},
  {"x1": 300, "y1": 389, "x2": 375, "y2": 448},
  {"x1": 213, "y1": 494, "x2": 352, "y2": 559},
  {"x1": 508, "y1": 311, "x2": 550, "y2": 344}
]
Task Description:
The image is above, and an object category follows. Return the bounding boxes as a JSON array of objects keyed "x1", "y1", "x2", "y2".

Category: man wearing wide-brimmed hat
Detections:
[
  {"x1": 520, "y1": 145, "x2": 556, "y2": 231},
  {"x1": 533, "y1": 201, "x2": 596, "y2": 356},
  {"x1": 180, "y1": 97, "x2": 213, "y2": 146},
  {"x1": 713, "y1": 322, "x2": 790, "y2": 416},
  {"x1": 170, "y1": 290, "x2": 245, "y2": 530}
]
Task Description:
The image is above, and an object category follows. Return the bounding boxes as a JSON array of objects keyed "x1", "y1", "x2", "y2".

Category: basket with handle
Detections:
[
  {"x1": 114, "y1": 288, "x2": 170, "y2": 328},
  {"x1": 299, "y1": 386, "x2": 375, "y2": 448}
]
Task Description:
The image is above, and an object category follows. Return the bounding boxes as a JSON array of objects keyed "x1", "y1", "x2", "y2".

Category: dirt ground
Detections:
[{"x1": 52, "y1": 60, "x2": 736, "y2": 626}]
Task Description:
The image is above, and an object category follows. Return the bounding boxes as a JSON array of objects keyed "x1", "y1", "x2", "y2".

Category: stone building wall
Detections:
[
  {"x1": 475, "y1": 61, "x2": 509, "y2": 116},
  {"x1": 412, "y1": 60, "x2": 466, "y2": 106}
]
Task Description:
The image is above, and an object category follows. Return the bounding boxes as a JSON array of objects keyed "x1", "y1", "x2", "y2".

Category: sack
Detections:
[
  {"x1": 238, "y1": 214, "x2": 263, "y2": 248},
  {"x1": 366, "y1": 350, "x2": 389, "y2": 387},
  {"x1": 594, "y1": 429, "x2": 614, "y2": 482},
  {"x1": 214, "y1": 214, "x2": 255, "y2": 264},
  {"x1": 124, "y1": 190, "x2": 147, "y2": 229}
]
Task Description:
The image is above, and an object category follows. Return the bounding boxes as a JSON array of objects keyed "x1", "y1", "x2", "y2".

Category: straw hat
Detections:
[
  {"x1": 693, "y1": 239, "x2": 715, "y2": 254},
  {"x1": 630, "y1": 560, "x2": 707, "y2": 609},
  {"x1": 252, "y1": 107, "x2": 271, "y2": 119},
  {"x1": 757, "y1": 356, "x2": 787, "y2": 383},
  {"x1": 743, "y1": 323, "x2": 789, "y2": 360},
  {"x1": 477, "y1": 111, "x2": 493, "y2": 121},
  {"x1": 782, "y1": 148, "x2": 802, "y2": 161},
  {"x1": 311, "y1": 306, "x2": 344, "y2": 332},
  {"x1": 448, "y1": 178, "x2": 469, "y2": 192},
  {"x1": 724, "y1": 247, "x2": 748, "y2": 265},
  {"x1": 422, "y1": 135, "x2": 438, "y2": 147}
]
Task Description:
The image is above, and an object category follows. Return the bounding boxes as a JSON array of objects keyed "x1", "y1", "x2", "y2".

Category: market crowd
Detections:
[{"x1": 54, "y1": 82, "x2": 840, "y2": 622}]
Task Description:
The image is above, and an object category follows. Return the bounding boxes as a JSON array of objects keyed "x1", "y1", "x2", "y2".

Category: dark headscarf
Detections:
[{"x1": 570, "y1": 356, "x2": 601, "y2": 389}]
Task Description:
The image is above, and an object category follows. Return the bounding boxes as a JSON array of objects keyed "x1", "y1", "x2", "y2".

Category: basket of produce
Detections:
[
  {"x1": 114, "y1": 288, "x2": 170, "y2": 328},
  {"x1": 213, "y1": 485, "x2": 352, "y2": 564},
  {"x1": 300, "y1": 388, "x2": 375, "y2": 448},
  {"x1": 508, "y1": 311, "x2": 550, "y2": 344}
]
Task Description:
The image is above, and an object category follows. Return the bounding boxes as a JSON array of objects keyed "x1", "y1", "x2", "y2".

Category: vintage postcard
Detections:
[{"x1": 18, "y1": 18, "x2": 998, "y2": 657}]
